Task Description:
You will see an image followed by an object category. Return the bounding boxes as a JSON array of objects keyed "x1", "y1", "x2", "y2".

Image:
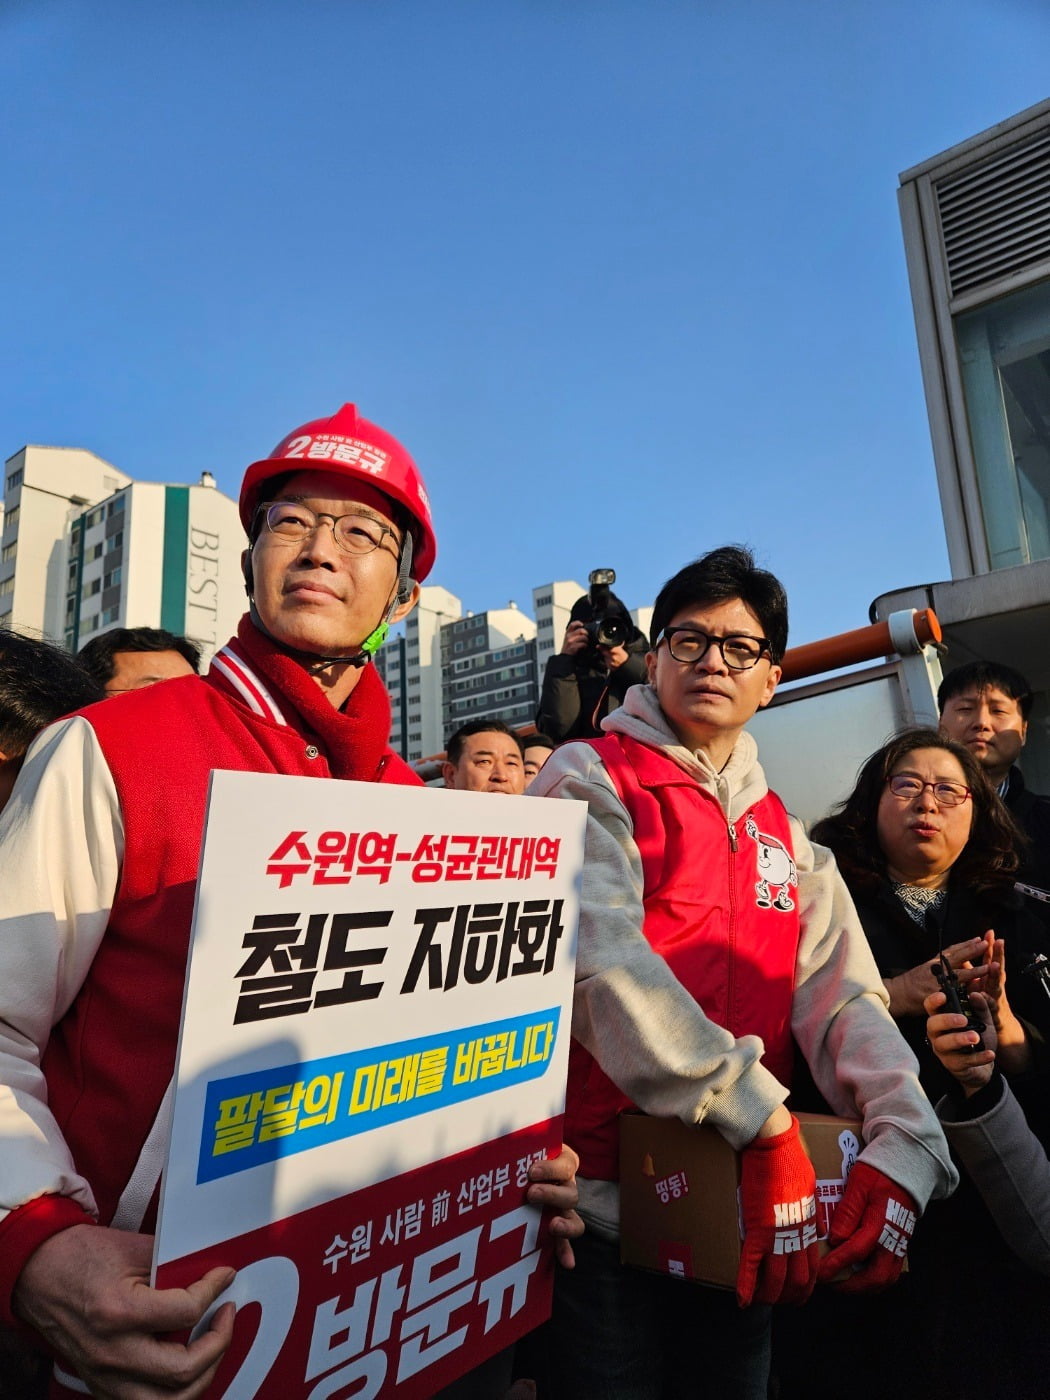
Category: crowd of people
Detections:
[{"x1": 0, "y1": 402, "x2": 1049, "y2": 1400}]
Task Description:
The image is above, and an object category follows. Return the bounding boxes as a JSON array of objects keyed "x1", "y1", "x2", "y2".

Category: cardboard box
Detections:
[{"x1": 619, "y1": 1111, "x2": 863, "y2": 1290}]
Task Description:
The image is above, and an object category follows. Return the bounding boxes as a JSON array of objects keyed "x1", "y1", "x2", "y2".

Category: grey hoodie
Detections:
[{"x1": 530, "y1": 683, "x2": 958, "y2": 1238}]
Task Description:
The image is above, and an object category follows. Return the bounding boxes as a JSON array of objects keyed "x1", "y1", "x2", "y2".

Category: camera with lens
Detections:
[{"x1": 584, "y1": 568, "x2": 631, "y2": 650}]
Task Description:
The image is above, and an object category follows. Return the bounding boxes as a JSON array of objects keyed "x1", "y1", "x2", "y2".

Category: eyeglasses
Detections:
[
  {"x1": 885, "y1": 775, "x2": 972, "y2": 808},
  {"x1": 661, "y1": 627, "x2": 772, "y2": 671},
  {"x1": 259, "y1": 501, "x2": 401, "y2": 557}
]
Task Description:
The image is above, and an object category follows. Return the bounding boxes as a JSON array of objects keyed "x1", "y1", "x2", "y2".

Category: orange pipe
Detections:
[{"x1": 779, "y1": 609, "x2": 941, "y2": 684}]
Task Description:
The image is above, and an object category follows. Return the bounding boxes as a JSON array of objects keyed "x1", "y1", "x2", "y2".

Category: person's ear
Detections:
[
  {"x1": 241, "y1": 548, "x2": 254, "y2": 598},
  {"x1": 391, "y1": 582, "x2": 421, "y2": 623},
  {"x1": 442, "y1": 761, "x2": 457, "y2": 789},
  {"x1": 757, "y1": 663, "x2": 782, "y2": 710}
]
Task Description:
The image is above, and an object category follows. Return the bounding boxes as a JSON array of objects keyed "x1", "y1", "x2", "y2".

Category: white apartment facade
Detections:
[
  {"x1": 440, "y1": 604, "x2": 538, "y2": 739},
  {"x1": 377, "y1": 585, "x2": 463, "y2": 762},
  {"x1": 66, "y1": 475, "x2": 244, "y2": 664},
  {"x1": 1, "y1": 446, "x2": 131, "y2": 639}
]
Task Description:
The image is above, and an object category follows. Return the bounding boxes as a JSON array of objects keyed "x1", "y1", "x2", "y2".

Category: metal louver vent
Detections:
[{"x1": 936, "y1": 126, "x2": 1050, "y2": 297}]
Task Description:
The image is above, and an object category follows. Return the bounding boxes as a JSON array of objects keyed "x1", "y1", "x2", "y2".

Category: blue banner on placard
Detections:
[{"x1": 197, "y1": 1008, "x2": 560, "y2": 1182}]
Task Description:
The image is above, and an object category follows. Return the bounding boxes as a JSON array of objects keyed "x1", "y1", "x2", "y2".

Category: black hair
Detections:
[
  {"x1": 0, "y1": 630, "x2": 105, "y2": 756},
  {"x1": 811, "y1": 727, "x2": 1021, "y2": 897},
  {"x1": 937, "y1": 660, "x2": 1033, "y2": 721},
  {"x1": 649, "y1": 546, "x2": 789, "y2": 662},
  {"x1": 77, "y1": 628, "x2": 202, "y2": 687},
  {"x1": 523, "y1": 733, "x2": 556, "y2": 753},
  {"x1": 446, "y1": 718, "x2": 524, "y2": 766}
]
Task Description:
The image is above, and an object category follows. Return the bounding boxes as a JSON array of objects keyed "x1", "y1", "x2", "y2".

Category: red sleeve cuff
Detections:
[{"x1": 0, "y1": 1195, "x2": 96, "y2": 1324}]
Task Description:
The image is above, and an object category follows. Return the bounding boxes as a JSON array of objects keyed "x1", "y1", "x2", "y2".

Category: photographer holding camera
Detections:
[{"x1": 537, "y1": 569, "x2": 648, "y2": 743}]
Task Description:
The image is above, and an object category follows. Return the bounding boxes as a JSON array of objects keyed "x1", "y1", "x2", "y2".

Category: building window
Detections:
[
  {"x1": 103, "y1": 567, "x2": 122, "y2": 589},
  {"x1": 101, "y1": 605, "x2": 120, "y2": 625},
  {"x1": 106, "y1": 497, "x2": 125, "y2": 518},
  {"x1": 955, "y1": 276, "x2": 1050, "y2": 568},
  {"x1": 88, "y1": 542, "x2": 103, "y2": 561},
  {"x1": 2, "y1": 543, "x2": 17, "y2": 563},
  {"x1": 0, "y1": 576, "x2": 14, "y2": 597},
  {"x1": 86, "y1": 507, "x2": 104, "y2": 528},
  {"x1": 5, "y1": 468, "x2": 23, "y2": 492},
  {"x1": 3, "y1": 506, "x2": 19, "y2": 533},
  {"x1": 85, "y1": 579, "x2": 101, "y2": 598}
]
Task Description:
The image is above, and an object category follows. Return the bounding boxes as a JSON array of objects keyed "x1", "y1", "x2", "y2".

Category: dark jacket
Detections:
[
  {"x1": 1004, "y1": 766, "x2": 1050, "y2": 913},
  {"x1": 535, "y1": 633, "x2": 648, "y2": 742},
  {"x1": 851, "y1": 876, "x2": 1050, "y2": 1133}
]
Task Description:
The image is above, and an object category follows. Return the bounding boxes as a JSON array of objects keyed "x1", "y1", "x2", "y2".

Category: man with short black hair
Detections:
[
  {"x1": 443, "y1": 718, "x2": 526, "y2": 795},
  {"x1": 532, "y1": 545, "x2": 956, "y2": 1400},
  {"x1": 523, "y1": 732, "x2": 556, "y2": 785},
  {"x1": 938, "y1": 659, "x2": 1050, "y2": 900},
  {"x1": 77, "y1": 627, "x2": 201, "y2": 695},
  {"x1": 0, "y1": 632, "x2": 103, "y2": 811}
]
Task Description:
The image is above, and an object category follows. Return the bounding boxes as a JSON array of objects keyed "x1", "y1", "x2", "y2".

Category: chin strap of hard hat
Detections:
[{"x1": 358, "y1": 531, "x2": 415, "y2": 658}]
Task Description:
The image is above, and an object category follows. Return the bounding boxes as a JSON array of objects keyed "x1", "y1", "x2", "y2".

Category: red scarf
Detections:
[{"x1": 234, "y1": 616, "x2": 395, "y2": 782}]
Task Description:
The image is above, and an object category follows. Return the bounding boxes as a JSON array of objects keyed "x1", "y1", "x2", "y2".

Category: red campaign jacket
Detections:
[
  {"x1": 566, "y1": 732, "x2": 802, "y2": 1180},
  {"x1": 4, "y1": 619, "x2": 421, "y2": 1294}
]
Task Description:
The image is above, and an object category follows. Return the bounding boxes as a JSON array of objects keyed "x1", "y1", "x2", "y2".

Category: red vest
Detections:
[
  {"x1": 566, "y1": 732, "x2": 802, "y2": 1180},
  {"x1": 40, "y1": 639, "x2": 419, "y2": 1231}
]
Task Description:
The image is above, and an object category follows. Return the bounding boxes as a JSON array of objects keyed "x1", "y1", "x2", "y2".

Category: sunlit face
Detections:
[
  {"x1": 876, "y1": 746, "x2": 974, "y2": 886},
  {"x1": 104, "y1": 649, "x2": 195, "y2": 695},
  {"x1": 443, "y1": 731, "x2": 526, "y2": 795},
  {"x1": 248, "y1": 470, "x2": 416, "y2": 656},
  {"x1": 645, "y1": 598, "x2": 781, "y2": 766},
  {"x1": 939, "y1": 685, "x2": 1027, "y2": 785}
]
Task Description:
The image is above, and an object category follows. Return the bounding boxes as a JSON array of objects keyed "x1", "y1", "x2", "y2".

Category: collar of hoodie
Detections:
[{"x1": 601, "y1": 681, "x2": 768, "y2": 824}]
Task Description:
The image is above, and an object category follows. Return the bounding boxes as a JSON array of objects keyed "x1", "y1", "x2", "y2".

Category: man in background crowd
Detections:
[
  {"x1": 443, "y1": 718, "x2": 527, "y2": 794},
  {"x1": 536, "y1": 573, "x2": 647, "y2": 742},
  {"x1": 77, "y1": 626, "x2": 200, "y2": 695},
  {"x1": 523, "y1": 732, "x2": 556, "y2": 785},
  {"x1": 938, "y1": 659, "x2": 1050, "y2": 899},
  {"x1": 0, "y1": 630, "x2": 103, "y2": 812}
]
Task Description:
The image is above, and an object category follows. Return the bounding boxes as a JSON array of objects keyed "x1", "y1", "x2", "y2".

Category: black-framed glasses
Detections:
[
  {"x1": 661, "y1": 627, "x2": 772, "y2": 671},
  {"x1": 259, "y1": 501, "x2": 400, "y2": 557},
  {"x1": 886, "y1": 775, "x2": 972, "y2": 808}
]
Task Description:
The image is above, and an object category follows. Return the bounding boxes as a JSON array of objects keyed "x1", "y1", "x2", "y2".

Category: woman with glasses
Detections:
[
  {"x1": 811, "y1": 727, "x2": 1048, "y2": 1091},
  {"x1": 789, "y1": 728, "x2": 1050, "y2": 1400}
]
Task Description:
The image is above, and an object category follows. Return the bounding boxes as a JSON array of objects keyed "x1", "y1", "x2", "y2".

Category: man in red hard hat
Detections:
[{"x1": 0, "y1": 406, "x2": 580, "y2": 1399}]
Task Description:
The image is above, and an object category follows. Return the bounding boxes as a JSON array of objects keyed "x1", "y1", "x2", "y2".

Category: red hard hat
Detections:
[{"x1": 239, "y1": 404, "x2": 437, "y2": 581}]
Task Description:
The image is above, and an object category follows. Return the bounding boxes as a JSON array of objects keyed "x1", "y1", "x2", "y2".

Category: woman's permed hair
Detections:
[{"x1": 810, "y1": 726, "x2": 1022, "y2": 895}]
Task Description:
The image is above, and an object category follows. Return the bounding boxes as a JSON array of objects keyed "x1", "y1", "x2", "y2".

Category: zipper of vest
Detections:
[{"x1": 727, "y1": 821, "x2": 738, "y2": 852}]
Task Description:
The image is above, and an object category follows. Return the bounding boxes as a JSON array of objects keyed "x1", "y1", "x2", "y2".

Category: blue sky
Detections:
[{"x1": 3, "y1": 0, "x2": 1049, "y2": 648}]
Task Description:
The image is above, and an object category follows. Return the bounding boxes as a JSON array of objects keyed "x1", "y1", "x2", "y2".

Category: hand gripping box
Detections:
[{"x1": 618, "y1": 1112, "x2": 862, "y2": 1289}]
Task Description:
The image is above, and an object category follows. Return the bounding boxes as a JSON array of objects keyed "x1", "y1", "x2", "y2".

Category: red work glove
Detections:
[
  {"x1": 736, "y1": 1115, "x2": 819, "y2": 1307},
  {"x1": 817, "y1": 1161, "x2": 917, "y2": 1294}
]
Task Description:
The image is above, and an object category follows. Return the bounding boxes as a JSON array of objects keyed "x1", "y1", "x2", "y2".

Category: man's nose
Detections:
[
  {"x1": 295, "y1": 522, "x2": 340, "y2": 566},
  {"x1": 694, "y1": 639, "x2": 728, "y2": 672}
]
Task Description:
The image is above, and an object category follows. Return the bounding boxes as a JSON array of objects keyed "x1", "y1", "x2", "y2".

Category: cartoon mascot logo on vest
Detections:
[{"x1": 744, "y1": 813, "x2": 797, "y2": 912}]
